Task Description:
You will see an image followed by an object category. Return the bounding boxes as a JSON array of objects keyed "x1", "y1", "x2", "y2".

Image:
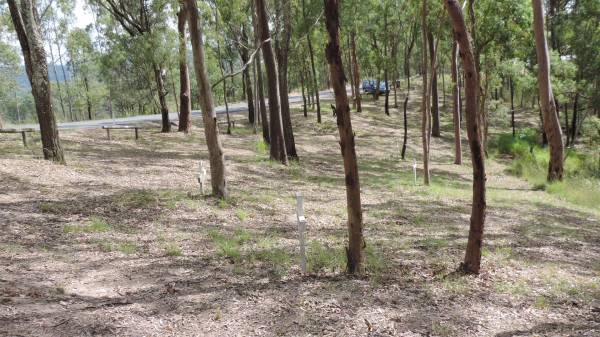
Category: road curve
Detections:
[{"x1": 13, "y1": 90, "x2": 336, "y2": 131}]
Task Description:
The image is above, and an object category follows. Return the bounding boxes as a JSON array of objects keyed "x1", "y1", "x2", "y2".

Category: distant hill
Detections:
[{"x1": 16, "y1": 63, "x2": 73, "y2": 91}]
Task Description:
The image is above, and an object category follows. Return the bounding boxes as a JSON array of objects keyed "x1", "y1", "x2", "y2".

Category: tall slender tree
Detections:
[
  {"x1": 451, "y1": 40, "x2": 462, "y2": 165},
  {"x1": 177, "y1": 0, "x2": 192, "y2": 133},
  {"x1": 255, "y1": 0, "x2": 288, "y2": 164},
  {"x1": 252, "y1": 5, "x2": 270, "y2": 144},
  {"x1": 421, "y1": 0, "x2": 431, "y2": 185},
  {"x1": 428, "y1": 31, "x2": 440, "y2": 137},
  {"x1": 324, "y1": 0, "x2": 364, "y2": 274},
  {"x1": 8, "y1": 0, "x2": 65, "y2": 163},
  {"x1": 350, "y1": 31, "x2": 362, "y2": 112},
  {"x1": 93, "y1": 0, "x2": 172, "y2": 132},
  {"x1": 274, "y1": 0, "x2": 298, "y2": 159},
  {"x1": 532, "y1": 0, "x2": 564, "y2": 181},
  {"x1": 444, "y1": 0, "x2": 487, "y2": 274},
  {"x1": 302, "y1": 0, "x2": 321, "y2": 123},
  {"x1": 186, "y1": 0, "x2": 227, "y2": 197}
]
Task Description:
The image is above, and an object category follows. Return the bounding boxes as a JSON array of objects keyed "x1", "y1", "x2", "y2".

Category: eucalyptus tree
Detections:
[
  {"x1": 66, "y1": 27, "x2": 97, "y2": 120},
  {"x1": 274, "y1": 0, "x2": 298, "y2": 159},
  {"x1": 176, "y1": 0, "x2": 191, "y2": 133},
  {"x1": 532, "y1": 0, "x2": 564, "y2": 181},
  {"x1": 451, "y1": 39, "x2": 462, "y2": 164},
  {"x1": 8, "y1": 0, "x2": 65, "y2": 163},
  {"x1": 251, "y1": 3, "x2": 269, "y2": 144},
  {"x1": 255, "y1": 0, "x2": 287, "y2": 164},
  {"x1": 444, "y1": 0, "x2": 486, "y2": 275},
  {"x1": 300, "y1": 0, "x2": 321, "y2": 123},
  {"x1": 91, "y1": 0, "x2": 175, "y2": 132},
  {"x1": 420, "y1": 0, "x2": 431, "y2": 185},
  {"x1": 186, "y1": 0, "x2": 227, "y2": 197},
  {"x1": 324, "y1": 0, "x2": 364, "y2": 274},
  {"x1": 0, "y1": 41, "x2": 20, "y2": 126},
  {"x1": 464, "y1": 0, "x2": 532, "y2": 151}
]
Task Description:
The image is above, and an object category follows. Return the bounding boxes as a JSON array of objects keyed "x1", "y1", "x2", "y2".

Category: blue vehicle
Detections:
[{"x1": 362, "y1": 79, "x2": 390, "y2": 95}]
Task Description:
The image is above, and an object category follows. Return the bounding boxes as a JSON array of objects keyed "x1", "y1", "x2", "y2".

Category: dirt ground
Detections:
[{"x1": 1, "y1": 93, "x2": 599, "y2": 337}]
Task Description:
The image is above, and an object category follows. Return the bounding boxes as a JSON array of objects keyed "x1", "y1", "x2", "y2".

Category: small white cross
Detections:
[
  {"x1": 296, "y1": 192, "x2": 307, "y2": 274},
  {"x1": 197, "y1": 160, "x2": 207, "y2": 194},
  {"x1": 412, "y1": 159, "x2": 418, "y2": 186}
]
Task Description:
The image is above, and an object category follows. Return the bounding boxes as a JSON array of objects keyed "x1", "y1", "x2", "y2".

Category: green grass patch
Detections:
[
  {"x1": 208, "y1": 228, "x2": 251, "y2": 262},
  {"x1": 39, "y1": 202, "x2": 66, "y2": 214},
  {"x1": 117, "y1": 242, "x2": 138, "y2": 254},
  {"x1": 64, "y1": 216, "x2": 111, "y2": 233},
  {"x1": 494, "y1": 280, "x2": 532, "y2": 296},
  {"x1": 235, "y1": 209, "x2": 249, "y2": 221},
  {"x1": 116, "y1": 189, "x2": 191, "y2": 210},
  {"x1": 418, "y1": 237, "x2": 449, "y2": 250},
  {"x1": 164, "y1": 242, "x2": 182, "y2": 257},
  {"x1": 441, "y1": 276, "x2": 471, "y2": 295},
  {"x1": 492, "y1": 130, "x2": 600, "y2": 210},
  {"x1": 431, "y1": 322, "x2": 454, "y2": 336},
  {"x1": 307, "y1": 241, "x2": 346, "y2": 273},
  {"x1": 255, "y1": 138, "x2": 268, "y2": 155}
]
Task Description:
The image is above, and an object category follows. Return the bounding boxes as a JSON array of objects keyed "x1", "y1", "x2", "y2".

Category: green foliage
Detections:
[
  {"x1": 235, "y1": 209, "x2": 248, "y2": 221},
  {"x1": 208, "y1": 228, "x2": 250, "y2": 262},
  {"x1": 307, "y1": 241, "x2": 346, "y2": 273},
  {"x1": 164, "y1": 242, "x2": 182, "y2": 257},
  {"x1": 63, "y1": 216, "x2": 111, "y2": 233},
  {"x1": 493, "y1": 130, "x2": 600, "y2": 210},
  {"x1": 255, "y1": 139, "x2": 268, "y2": 155},
  {"x1": 117, "y1": 242, "x2": 138, "y2": 254}
]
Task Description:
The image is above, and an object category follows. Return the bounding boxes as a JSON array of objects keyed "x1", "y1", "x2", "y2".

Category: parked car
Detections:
[{"x1": 362, "y1": 79, "x2": 389, "y2": 94}]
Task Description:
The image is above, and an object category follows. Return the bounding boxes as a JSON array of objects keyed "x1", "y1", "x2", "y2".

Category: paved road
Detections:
[{"x1": 14, "y1": 90, "x2": 336, "y2": 131}]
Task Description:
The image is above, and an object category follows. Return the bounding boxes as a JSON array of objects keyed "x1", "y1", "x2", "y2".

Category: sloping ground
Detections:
[{"x1": 1, "y1": 95, "x2": 599, "y2": 337}]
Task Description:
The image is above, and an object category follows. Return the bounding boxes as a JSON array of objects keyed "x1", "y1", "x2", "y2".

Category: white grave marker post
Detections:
[
  {"x1": 197, "y1": 160, "x2": 207, "y2": 194},
  {"x1": 413, "y1": 159, "x2": 418, "y2": 186},
  {"x1": 296, "y1": 192, "x2": 307, "y2": 274}
]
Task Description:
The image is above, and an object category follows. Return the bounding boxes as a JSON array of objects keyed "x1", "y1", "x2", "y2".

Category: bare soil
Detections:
[{"x1": 1, "y1": 94, "x2": 599, "y2": 337}]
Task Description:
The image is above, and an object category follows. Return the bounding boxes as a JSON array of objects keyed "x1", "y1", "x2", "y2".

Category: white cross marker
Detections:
[
  {"x1": 296, "y1": 192, "x2": 307, "y2": 274},
  {"x1": 197, "y1": 160, "x2": 207, "y2": 194},
  {"x1": 413, "y1": 159, "x2": 418, "y2": 186}
]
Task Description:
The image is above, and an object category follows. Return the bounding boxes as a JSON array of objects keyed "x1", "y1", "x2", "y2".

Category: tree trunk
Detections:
[
  {"x1": 562, "y1": 97, "x2": 569, "y2": 146},
  {"x1": 346, "y1": 35, "x2": 355, "y2": 110},
  {"x1": 350, "y1": 32, "x2": 362, "y2": 113},
  {"x1": 215, "y1": 39, "x2": 231, "y2": 135},
  {"x1": 421, "y1": 0, "x2": 431, "y2": 185},
  {"x1": 510, "y1": 76, "x2": 515, "y2": 137},
  {"x1": 570, "y1": 93, "x2": 578, "y2": 146},
  {"x1": 153, "y1": 64, "x2": 171, "y2": 133},
  {"x1": 307, "y1": 34, "x2": 321, "y2": 123},
  {"x1": 401, "y1": 96, "x2": 409, "y2": 159},
  {"x1": 53, "y1": 18, "x2": 74, "y2": 121},
  {"x1": 186, "y1": 0, "x2": 227, "y2": 198},
  {"x1": 452, "y1": 40, "x2": 462, "y2": 165},
  {"x1": 441, "y1": 59, "x2": 446, "y2": 107},
  {"x1": 177, "y1": 3, "x2": 192, "y2": 133},
  {"x1": 300, "y1": 70, "x2": 308, "y2": 117},
  {"x1": 428, "y1": 31, "x2": 440, "y2": 137},
  {"x1": 275, "y1": 0, "x2": 298, "y2": 159},
  {"x1": 302, "y1": 0, "x2": 321, "y2": 123},
  {"x1": 47, "y1": 34, "x2": 67, "y2": 121},
  {"x1": 239, "y1": 25, "x2": 256, "y2": 125},
  {"x1": 445, "y1": 0, "x2": 487, "y2": 275},
  {"x1": 383, "y1": 14, "x2": 390, "y2": 116},
  {"x1": 83, "y1": 76, "x2": 93, "y2": 120},
  {"x1": 255, "y1": 0, "x2": 288, "y2": 164},
  {"x1": 324, "y1": 0, "x2": 364, "y2": 275},
  {"x1": 253, "y1": 15, "x2": 270, "y2": 144},
  {"x1": 532, "y1": 0, "x2": 564, "y2": 181},
  {"x1": 8, "y1": 0, "x2": 65, "y2": 163},
  {"x1": 404, "y1": 22, "x2": 417, "y2": 95}
]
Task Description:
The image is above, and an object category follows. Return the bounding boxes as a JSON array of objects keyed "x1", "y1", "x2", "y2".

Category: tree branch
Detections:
[{"x1": 211, "y1": 38, "x2": 270, "y2": 89}]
